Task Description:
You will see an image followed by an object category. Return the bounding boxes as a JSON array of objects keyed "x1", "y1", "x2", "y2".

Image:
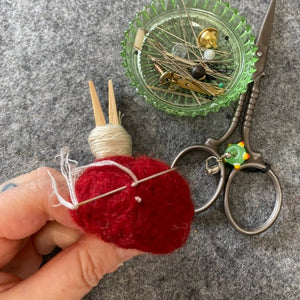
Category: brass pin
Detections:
[{"x1": 198, "y1": 28, "x2": 219, "y2": 49}]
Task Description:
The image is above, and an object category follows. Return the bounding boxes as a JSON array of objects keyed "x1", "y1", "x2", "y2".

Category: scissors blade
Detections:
[{"x1": 253, "y1": 0, "x2": 276, "y2": 79}]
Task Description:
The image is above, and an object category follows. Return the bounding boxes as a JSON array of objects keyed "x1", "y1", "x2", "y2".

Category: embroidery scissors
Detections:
[{"x1": 171, "y1": 0, "x2": 282, "y2": 235}]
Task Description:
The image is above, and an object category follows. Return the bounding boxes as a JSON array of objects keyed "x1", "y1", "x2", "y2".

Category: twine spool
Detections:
[{"x1": 88, "y1": 125, "x2": 132, "y2": 159}]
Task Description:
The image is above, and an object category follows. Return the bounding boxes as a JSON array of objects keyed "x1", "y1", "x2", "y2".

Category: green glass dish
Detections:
[{"x1": 121, "y1": 0, "x2": 257, "y2": 117}]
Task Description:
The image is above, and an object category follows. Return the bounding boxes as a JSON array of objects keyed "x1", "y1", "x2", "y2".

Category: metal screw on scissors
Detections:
[{"x1": 171, "y1": 0, "x2": 282, "y2": 235}]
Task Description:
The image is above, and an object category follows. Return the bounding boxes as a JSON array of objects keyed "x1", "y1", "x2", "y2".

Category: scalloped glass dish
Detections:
[{"x1": 121, "y1": 0, "x2": 257, "y2": 117}]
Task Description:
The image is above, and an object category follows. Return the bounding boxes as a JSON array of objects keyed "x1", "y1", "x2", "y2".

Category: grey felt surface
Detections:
[{"x1": 0, "y1": 0, "x2": 299, "y2": 299}]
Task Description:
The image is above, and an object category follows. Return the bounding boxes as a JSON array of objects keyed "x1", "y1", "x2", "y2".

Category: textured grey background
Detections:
[{"x1": 0, "y1": 0, "x2": 299, "y2": 299}]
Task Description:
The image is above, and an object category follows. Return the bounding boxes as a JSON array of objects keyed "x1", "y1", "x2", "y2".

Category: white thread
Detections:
[
  {"x1": 49, "y1": 147, "x2": 139, "y2": 210},
  {"x1": 74, "y1": 161, "x2": 138, "y2": 183},
  {"x1": 88, "y1": 125, "x2": 132, "y2": 159},
  {"x1": 49, "y1": 148, "x2": 177, "y2": 210}
]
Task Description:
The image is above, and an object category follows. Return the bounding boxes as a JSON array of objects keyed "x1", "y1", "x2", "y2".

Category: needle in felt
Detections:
[
  {"x1": 108, "y1": 79, "x2": 120, "y2": 125},
  {"x1": 89, "y1": 81, "x2": 106, "y2": 126}
]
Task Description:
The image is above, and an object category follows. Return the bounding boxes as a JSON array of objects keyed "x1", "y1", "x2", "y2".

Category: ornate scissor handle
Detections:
[
  {"x1": 224, "y1": 161, "x2": 282, "y2": 235},
  {"x1": 171, "y1": 145, "x2": 226, "y2": 214}
]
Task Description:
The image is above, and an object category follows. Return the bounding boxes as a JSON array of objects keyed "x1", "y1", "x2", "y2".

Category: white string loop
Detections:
[{"x1": 49, "y1": 147, "x2": 139, "y2": 210}]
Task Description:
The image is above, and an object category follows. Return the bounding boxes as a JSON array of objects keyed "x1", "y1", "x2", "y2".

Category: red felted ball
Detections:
[{"x1": 70, "y1": 156, "x2": 194, "y2": 254}]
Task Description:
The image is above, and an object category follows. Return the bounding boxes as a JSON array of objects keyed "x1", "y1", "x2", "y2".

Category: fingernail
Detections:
[{"x1": 1, "y1": 183, "x2": 17, "y2": 193}]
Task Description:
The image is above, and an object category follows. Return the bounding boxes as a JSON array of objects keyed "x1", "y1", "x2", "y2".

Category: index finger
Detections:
[{"x1": 0, "y1": 167, "x2": 79, "y2": 240}]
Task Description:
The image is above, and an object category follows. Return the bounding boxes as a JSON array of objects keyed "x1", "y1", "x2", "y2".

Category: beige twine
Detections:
[{"x1": 88, "y1": 125, "x2": 132, "y2": 159}]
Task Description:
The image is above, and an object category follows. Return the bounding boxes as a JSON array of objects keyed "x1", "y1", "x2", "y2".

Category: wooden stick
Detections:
[
  {"x1": 89, "y1": 81, "x2": 106, "y2": 126},
  {"x1": 108, "y1": 79, "x2": 120, "y2": 125}
]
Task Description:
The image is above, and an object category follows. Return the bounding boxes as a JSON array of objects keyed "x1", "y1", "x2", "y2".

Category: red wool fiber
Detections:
[{"x1": 71, "y1": 156, "x2": 194, "y2": 254}]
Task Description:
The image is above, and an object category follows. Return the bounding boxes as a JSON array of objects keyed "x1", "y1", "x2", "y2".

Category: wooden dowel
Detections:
[
  {"x1": 108, "y1": 79, "x2": 120, "y2": 125},
  {"x1": 89, "y1": 81, "x2": 106, "y2": 126}
]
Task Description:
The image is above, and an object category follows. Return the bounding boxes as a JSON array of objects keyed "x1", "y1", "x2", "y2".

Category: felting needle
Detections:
[
  {"x1": 108, "y1": 79, "x2": 120, "y2": 125},
  {"x1": 89, "y1": 81, "x2": 106, "y2": 127}
]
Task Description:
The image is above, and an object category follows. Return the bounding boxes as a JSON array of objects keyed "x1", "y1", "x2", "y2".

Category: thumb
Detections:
[{"x1": 1, "y1": 235, "x2": 141, "y2": 300}]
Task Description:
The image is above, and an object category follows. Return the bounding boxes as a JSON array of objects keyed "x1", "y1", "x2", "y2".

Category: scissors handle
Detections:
[
  {"x1": 224, "y1": 161, "x2": 282, "y2": 235},
  {"x1": 243, "y1": 74, "x2": 265, "y2": 163},
  {"x1": 171, "y1": 145, "x2": 226, "y2": 214}
]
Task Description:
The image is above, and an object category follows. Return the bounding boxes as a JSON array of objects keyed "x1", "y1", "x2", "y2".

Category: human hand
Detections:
[{"x1": 0, "y1": 167, "x2": 141, "y2": 300}]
